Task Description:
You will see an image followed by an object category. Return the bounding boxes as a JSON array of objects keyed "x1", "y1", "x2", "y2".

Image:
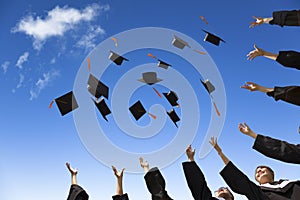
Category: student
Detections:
[
  {"x1": 238, "y1": 122, "x2": 300, "y2": 164},
  {"x1": 139, "y1": 157, "x2": 173, "y2": 200},
  {"x1": 209, "y1": 137, "x2": 300, "y2": 200},
  {"x1": 182, "y1": 145, "x2": 234, "y2": 200},
  {"x1": 250, "y1": 10, "x2": 300, "y2": 28},
  {"x1": 241, "y1": 82, "x2": 300, "y2": 106},
  {"x1": 112, "y1": 166, "x2": 129, "y2": 200},
  {"x1": 247, "y1": 44, "x2": 300, "y2": 70},
  {"x1": 66, "y1": 162, "x2": 89, "y2": 200}
]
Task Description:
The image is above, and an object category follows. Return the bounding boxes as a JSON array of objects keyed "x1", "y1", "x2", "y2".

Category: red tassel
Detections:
[
  {"x1": 152, "y1": 87, "x2": 162, "y2": 98},
  {"x1": 148, "y1": 112, "x2": 157, "y2": 119},
  {"x1": 49, "y1": 100, "x2": 54, "y2": 108}
]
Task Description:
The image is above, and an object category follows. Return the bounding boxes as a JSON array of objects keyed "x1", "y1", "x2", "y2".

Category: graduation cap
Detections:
[
  {"x1": 92, "y1": 98, "x2": 111, "y2": 121},
  {"x1": 163, "y1": 91, "x2": 179, "y2": 107},
  {"x1": 129, "y1": 100, "x2": 146, "y2": 121},
  {"x1": 87, "y1": 74, "x2": 109, "y2": 99},
  {"x1": 138, "y1": 72, "x2": 162, "y2": 85},
  {"x1": 201, "y1": 79, "x2": 215, "y2": 94},
  {"x1": 172, "y1": 35, "x2": 191, "y2": 49},
  {"x1": 109, "y1": 51, "x2": 129, "y2": 65},
  {"x1": 166, "y1": 109, "x2": 180, "y2": 127},
  {"x1": 52, "y1": 91, "x2": 79, "y2": 116},
  {"x1": 202, "y1": 30, "x2": 225, "y2": 46},
  {"x1": 147, "y1": 53, "x2": 171, "y2": 69},
  {"x1": 200, "y1": 79, "x2": 220, "y2": 116}
]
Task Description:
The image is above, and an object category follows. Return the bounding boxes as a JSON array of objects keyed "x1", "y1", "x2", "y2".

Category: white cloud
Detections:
[
  {"x1": 12, "y1": 4, "x2": 109, "y2": 51},
  {"x1": 29, "y1": 70, "x2": 60, "y2": 100},
  {"x1": 16, "y1": 52, "x2": 29, "y2": 69},
  {"x1": 76, "y1": 25, "x2": 105, "y2": 52},
  {"x1": 16, "y1": 74, "x2": 25, "y2": 88},
  {"x1": 1, "y1": 61, "x2": 10, "y2": 74}
]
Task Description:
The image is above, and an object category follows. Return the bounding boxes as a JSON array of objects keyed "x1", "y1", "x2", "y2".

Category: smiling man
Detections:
[{"x1": 210, "y1": 137, "x2": 300, "y2": 200}]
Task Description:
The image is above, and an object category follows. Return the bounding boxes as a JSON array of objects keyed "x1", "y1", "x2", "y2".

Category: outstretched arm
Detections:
[
  {"x1": 66, "y1": 162, "x2": 78, "y2": 185},
  {"x1": 249, "y1": 16, "x2": 273, "y2": 28},
  {"x1": 139, "y1": 157, "x2": 149, "y2": 173},
  {"x1": 112, "y1": 166, "x2": 125, "y2": 195},
  {"x1": 240, "y1": 82, "x2": 274, "y2": 93},
  {"x1": 209, "y1": 137, "x2": 230, "y2": 165},
  {"x1": 247, "y1": 44, "x2": 278, "y2": 61},
  {"x1": 238, "y1": 123, "x2": 258, "y2": 139},
  {"x1": 182, "y1": 145, "x2": 214, "y2": 200}
]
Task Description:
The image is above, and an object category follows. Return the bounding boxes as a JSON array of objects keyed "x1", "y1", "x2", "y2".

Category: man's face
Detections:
[
  {"x1": 255, "y1": 167, "x2": 273, "y2": 184},
  {"x1": 215, "y1": 187, "x2": 233, "y2": 199}
]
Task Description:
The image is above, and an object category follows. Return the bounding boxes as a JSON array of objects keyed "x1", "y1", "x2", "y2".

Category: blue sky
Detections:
[{"x1": 1, "y1": 1, "x2": 299, "y2": 200}]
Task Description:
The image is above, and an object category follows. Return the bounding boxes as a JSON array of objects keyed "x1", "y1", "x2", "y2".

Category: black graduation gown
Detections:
[
  {"x1": 253, "y1": 134, "x2": 300, "y2": 164},
  {"x1": 266, "y1": 86, "x2": 300, "y2": 106},
  {"x1": 112, "y1": 193, "x2": 129, "y2": 200},
  {"x1": 182, "y1": 161, "x2": 218, "y2": 200},
  {"x1": 67, "y1": 184, "x2": 89, "y2": 200},
  {"x1": 270, "y1": 10, "x2": 300, "y2": 27},
  {"x1": 276, "y1": 51, "x2": 300, "y2": 70},
  {"x1": 220, "y1": 161, "x2": 300, "y2": 200},
  {"x1": 144, "y1": 167, "x2": 173, "y2": 200}
]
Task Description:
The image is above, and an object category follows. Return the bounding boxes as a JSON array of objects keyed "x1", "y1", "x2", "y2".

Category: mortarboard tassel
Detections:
[
  {"x1": 148, "y1": 112, "x2": 157, "y2": 119},
  {"x1": 111, "y1": 37, "x2": 118, "y2": 47},
  {"x1": 193, "y1": 49, "x2": 207, "y2": 55},
  {"x1": 87, "y1": 57, "x2": 91, "y2": 71},
  {"x1": 147, "y1": 53, "x2": 157, "y2": 59},
  {"x1": 213, "y1": 101, "x2": 221, "y2": 117},
  {"x1": 210, "y1": 95, "x2": 220, "y2": 116},
  {"x1": 152, "y1": 87, "x2": 162, "y2": 98},
  {"x1": 49, "y1": 100, "x2": 54, "y2": 108},
  {"x1": 200, "y1": 15, "x2": 209, "y2": 25}
]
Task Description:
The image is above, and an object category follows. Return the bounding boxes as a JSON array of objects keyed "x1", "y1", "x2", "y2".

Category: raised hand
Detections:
[{"x1": 185, "y1": 145, "x2": 195, "y2": 162}]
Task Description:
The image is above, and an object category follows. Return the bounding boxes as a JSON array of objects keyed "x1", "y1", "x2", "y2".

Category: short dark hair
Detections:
[{"x1": 255, "y1": 165, "x2": 274, "y2": 180}]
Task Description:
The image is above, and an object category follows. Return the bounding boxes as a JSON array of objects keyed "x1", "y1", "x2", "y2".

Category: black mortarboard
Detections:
[
  {"x1": 172, "y1": 35, "x2": 191, "y2": 49},
  {"x1": 163, "y1": 91, "x2": 179, "y2": 107},
  {"x1": 138, "y1": 72, "x2": 162, "y2": 85},
  {"x1": 157, "y1": 59, "x2": 171, "y2": 69},
  {"x1": 201, "y1": 79, "x2": 215, "y2": 94},
  {"x1": 55, "y1": 91, "x2": 78, "y2": 116},
  {"x1": 129, "y1": 100, "x2": 146, "y2": 121},
  {"x1": 87, "y1": 74, "x2": 109, "y2": 99},
  {"x1": 92, "y1": 98, "x2": 111, "y2": 121},
  {"x1": 109, "y1": 51, "x2": 129, "y2": 65},
  {"x1": 166, "y1": 109, "x2": 180, "y2": 127},
  {"x1": 202, "y1": 30, "x2": 225, "y2": 46}
]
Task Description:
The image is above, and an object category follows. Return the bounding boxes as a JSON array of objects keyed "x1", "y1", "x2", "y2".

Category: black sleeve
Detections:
[
  {"x1": 253, "y1": 134, "x2": 300, "y2": 164},
  {"x1": 182, "y1": 161, "x2": 217, "y2": 200},
  {"x1": 276, "y1": 51, "x2": 300, "y2": 70},
  {"x1": 266, "y1": 86, "x2": 300, "y2": 106},
  {"x1": 67, "y1": 184, "x2": 89, "y2": 200},
  {"x1": 144, "y1": 167, "x2": 173, "y2": 200},
  {"x1": 270, "y1": 10, "x2": 300, "y2": 26},
  {"x1": 112, "y1": 193, "x2": 129, "y2": 200},
  {"x1": 219, "y1": 162, "x2": 270, "y2": 200}
]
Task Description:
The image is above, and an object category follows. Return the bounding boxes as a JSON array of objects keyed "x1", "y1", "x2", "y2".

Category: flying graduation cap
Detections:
[
  {"x1": 129, "y1": 100, "x2": 156, "y2": 121},
  {"x1": 172, "y1": 35, "x2": 191, "y2": 49},
  {"x1": 92, "y1": 98, "x2": 111, "y2": 121},
  {"x1": 201, "y1": 79, "x2": 220, "y2": 116},
  {"x1": 50, "y1": 91, "x2": 79, "y2": 116},
  {"x1": 109, "y1": 51, "x2": 129, "y2": 65},
  {"x1": 202, "y1": 30, "x2": 225, "y2": 46},
  {"x1": 87, "y1": 74, "x2": 109, "y2": 100},
  {"x1": 138, "y1": 72, "x2": 162, "y2": 85},
  {"x1": 166, "y1": 109, "x2": 180, "y2": 127},
  {"x1": 147, "y1": 53, "x2": 172, "y2": 69},
  {"x1": 163, "y1": 90, "x2": 180, "y2": 107}
]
